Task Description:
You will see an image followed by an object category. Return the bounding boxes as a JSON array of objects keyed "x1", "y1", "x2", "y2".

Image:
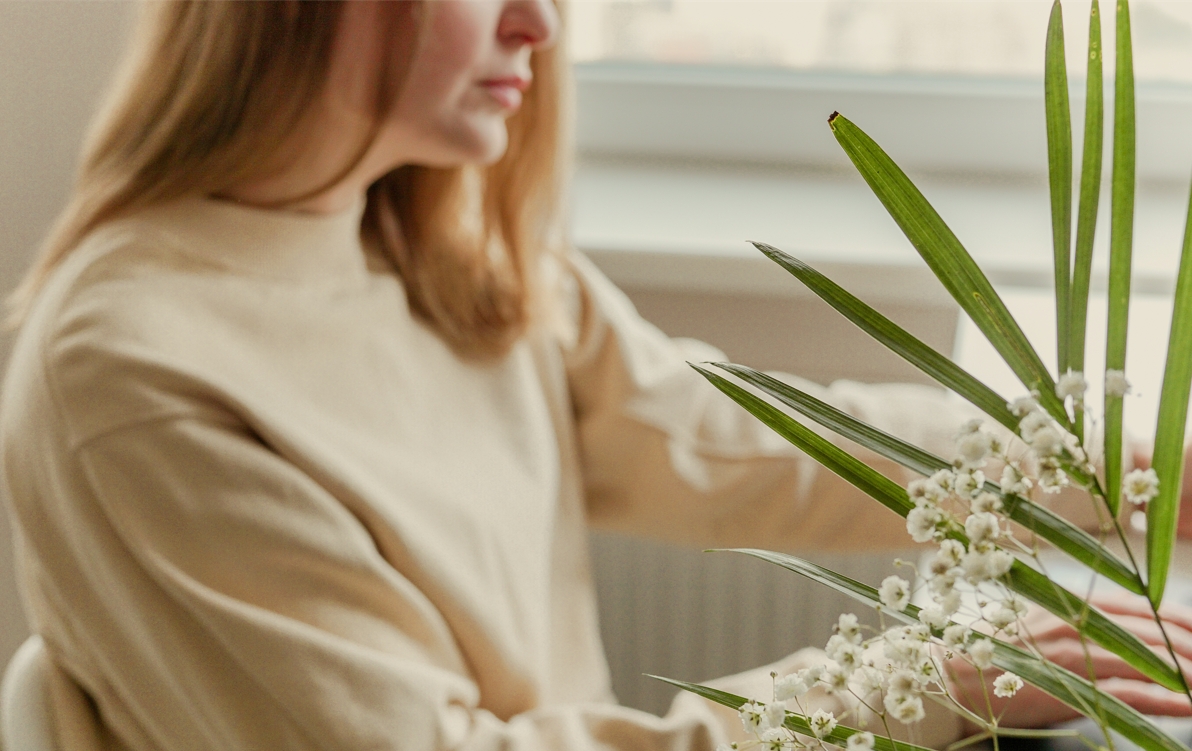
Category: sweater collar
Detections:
[{"x1": 134, "y1": 193, "x2": 370, "y2": 284}]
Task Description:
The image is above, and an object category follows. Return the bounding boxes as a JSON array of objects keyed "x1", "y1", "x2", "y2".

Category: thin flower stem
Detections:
[
  {"x1": 946, "y1": 731, "x2": 994, "y2": 751},
  {"x1": 1104, "y1": 512, "x2": 1192, "y2": 705}
]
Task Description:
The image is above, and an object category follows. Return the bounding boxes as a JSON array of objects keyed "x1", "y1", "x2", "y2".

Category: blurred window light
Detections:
[{"x1": 569, "y1": 1, "x2": 1192, "y2": 84}]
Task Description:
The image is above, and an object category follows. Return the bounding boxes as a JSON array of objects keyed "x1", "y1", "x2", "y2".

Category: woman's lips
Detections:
[{"x1": 480, "y1": 77, "x2": 530, "y2": 110}]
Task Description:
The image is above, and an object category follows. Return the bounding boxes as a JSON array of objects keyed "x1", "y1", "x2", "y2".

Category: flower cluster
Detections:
[
  {"x1": 1008, "y1": 393, "x2": 1090, "y2": 494},
  {"x1": 725, "y1": 370, "x2": 1150, "y2": 751}
]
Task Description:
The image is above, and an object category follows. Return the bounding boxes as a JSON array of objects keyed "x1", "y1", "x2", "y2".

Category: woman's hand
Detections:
[{"x1": 945, "y1": 592, "x2": 1192, "y2": 730}]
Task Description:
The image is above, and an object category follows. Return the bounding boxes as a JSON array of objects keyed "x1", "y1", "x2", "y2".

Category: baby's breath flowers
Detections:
[
  {"x1": 810, "y1": 710, "x2": 838, "y2": 738},
  {"x1": 725, "y1": 374, "x2": 1147, "y2": 751},
  {"x1": 1123, "y1": 468, "x2": 1160, "y2": 506},
  {"x1": 1105, "y1": 369, "x2": 1132, "y2": 398},
  {"x1": 1056, "y1": 371, "x2": 1089, "y2": 403},
  {"x1": 993, "y1": 672, "x2": 1024, "y2": 698},
  {"x1": 878, "y1": 576, "x2": 911, "y2": 611}
]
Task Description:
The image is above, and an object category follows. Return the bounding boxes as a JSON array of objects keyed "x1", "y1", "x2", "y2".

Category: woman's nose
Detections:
[{"x1": 498, "y1": 0, "x2": 560, "y2": 50}]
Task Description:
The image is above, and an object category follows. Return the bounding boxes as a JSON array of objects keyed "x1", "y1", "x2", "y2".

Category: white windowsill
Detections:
[{"x1": 572, "y1": 156, "x2": 1191, "y2": 305}]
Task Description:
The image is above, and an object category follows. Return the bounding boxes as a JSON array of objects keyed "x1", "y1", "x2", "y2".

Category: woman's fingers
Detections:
[
  {"x1": 1090, "y1": 591, "x2": 1192, "y2": 636},
  {"x1": 1092, "y1": 678, "x2": 1192, "y2": 717},
  {"x1": 1025, "y1": 639, "x2": 1192, "y2": 683}
]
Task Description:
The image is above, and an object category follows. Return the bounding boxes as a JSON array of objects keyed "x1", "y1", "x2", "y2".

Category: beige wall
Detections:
[{"x1": 0, "y1": 0, "x2": 136, "y2": 667}]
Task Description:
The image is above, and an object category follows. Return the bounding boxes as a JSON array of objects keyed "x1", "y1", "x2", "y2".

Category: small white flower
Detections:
[
  {"x1": 836, "y1": 613, "x2": 863, "y2": 644},
  {"x1": 886, "y1": 669, "x2": 919, "y2": 697},
  {"x1": 964, "y1": 545, "x2": 1014, "y2": 582},
  {"x1": 990, "y1": 549, "x2": 1015, "y2": 577},
  {"x1": 1008, "y1": 396, "x2": 1040, "y2": 417},
  {"x1": 828, "y1": 638, "x2": 862, "y2": 671},
  {"x1": 824, "y1": 664, "x2": 852, "y2": 693},
  {"x1": 825, "y1": 633, "x2": 849, "y2": 657},
  {"x1": 942, "y1": 624, "x2": 970, "y2": 648},
  {"x1": 851, "y1": 665, "x2": 883, "y2": 697},
  {"x1": 762, "y1": 702, "x2": 787, "y2": 730},
  {"x1": 1106, "y1": 369, "x2": 1132, "y2": 398},
  {"x1": 965, "y1": 512, "x2": 1001, "y2": 544},
  {"x1": 953, "y1": 470, "x2": 985, "y2": 499},
  {"x1": 930, "y1": 468, "x2": 957, "y2": 493},
  {"x1": 969, "y1": 638, "x2": 995, "y2": 670},
  {"x1": 759, "y1": 728, "x2": 795, "y2": 751},
  {"x1": 1056, "y1": 371, "x2": 1088, "y2": 401},
  {"x1": 1019, "y1": 411, "x2": 1050, "y2": 438},
  {"x1": 956, "y1": 430, "x2": 995, "y2": 469},
  {"x1": 918, "y1": 604, "x2": 949, "y2": 630},
  {"x1": 936, "y1": 589, "x2": 962, "y2": 616},
  {"x1": 987, "y1": 605, "x2": 1019, "y2": 631},
  {"x1": 885, "y1": 693, "x2": 926, "y2": 724},
  {"x1": 1000, "y1": 464, "x2": 1033, "y2": 496},
  {"x1": 907, "y1": 506, "x2": 943, "y2": 543},
  {"x1": 1038, "y1": 464, "x2": 1069, "y2": 493},
  {"x1": 847, "y1": 732, "x2": 876, "y2": 751},
  {"x1": 1123, "y1": 468, "x2": 1160, "y2": 506},
  {"x1": 774, "y1": 673, "x2": 810, "y2": 701},
  {"x1": 907, "y1": 478, "x2": 933, "y2": 505},
  {"x1": 883, "y1": 630, "x2": 930, "y2": 671},
  {"x1": 1028, "y1": 426, "x2": 1064, "y2": 457},
  {"x1": 739, "y1": 701, "x2": 765, "y2": 732},
  {"x1": 915, "y1": 658, "x2": 941, "y2": 685},
  {"x1": 879, "y1": 575, "x2": 911, "y2": 611},
  {"x1": 993, "y1": 672, "x2": 1024, "y2": 698},
  {"x1": 971, "y1": 491, "x2": 1003, "y2": 513},
  {"x1": 958, "y1": 418, "x2": 984, "y2": 434},
  {"x1": 931, "y1": 540, "x2": 966, "y2": 573},
  {"x1": 809, "y1": 709, "x2": 837, "y2": 738}
]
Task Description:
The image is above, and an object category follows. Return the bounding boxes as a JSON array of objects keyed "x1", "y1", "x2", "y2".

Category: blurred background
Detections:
[{"x1": 4, "y1": 0, "x2": 1192, "y2": 716}]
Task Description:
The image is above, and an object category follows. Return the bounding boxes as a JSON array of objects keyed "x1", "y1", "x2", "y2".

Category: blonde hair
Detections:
[{"x1": 11, "y1": 0, "x2": 570, "y2": 360}]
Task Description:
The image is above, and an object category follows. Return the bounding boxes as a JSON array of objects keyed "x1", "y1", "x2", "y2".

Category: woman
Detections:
[{"x1": 3, "y1": 2, "x2": 1190, "y2": 749}]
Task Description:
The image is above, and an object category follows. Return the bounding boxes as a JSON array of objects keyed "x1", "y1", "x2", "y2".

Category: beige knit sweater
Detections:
[{"x1": 1, "y1": 195, "x2": 971, "y2": 750}]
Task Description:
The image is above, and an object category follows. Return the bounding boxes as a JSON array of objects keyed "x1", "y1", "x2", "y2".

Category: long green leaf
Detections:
[
  {"x1": 711, "y1": 361, "x2": 1143, "y2": 595},
  {"x1": 725, "y1": 549, "x2": 1189, "y2": 751},
  {"x1": 828, "y1": 113, "x2": 1069, "y2": 428},
  {"x1": 1045, "y1": 0, "x2": 1074, "y2": 374},
  {"x1": 695, "y1": 367, "x2": 1183, "y2": 690},
  {"x1": 1070, "y1": 0, "x2": 1104, "y2": 387},
  {"x1": 1105, "y1": 0, "x2": 1136, "y2": 515},
  {"x1": 753, "y1": 242, "x2": 1018, "y2": 432},
  {"x1": 651, "y1": 678, "x2": 938, "y2": 751},
  {"x1": 1147, "y1": 181, "x2": 1192, "y2": 605}
]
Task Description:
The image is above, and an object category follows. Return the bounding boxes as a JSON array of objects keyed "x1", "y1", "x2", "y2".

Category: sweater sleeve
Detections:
[
  {"x1": 560, "y1": 253, "x2": 1125, "y2": 548},
  {"x1": 56, "y1": 413, "x2": 738, "y2": 751},
  {"x1": 561, "y1": 252, "x2": 985, "y2": 552}
]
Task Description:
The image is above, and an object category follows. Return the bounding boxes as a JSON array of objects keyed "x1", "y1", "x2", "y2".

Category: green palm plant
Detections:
[{"x1": 661, "y1": 2, "x2": 1192, "y2": 751}]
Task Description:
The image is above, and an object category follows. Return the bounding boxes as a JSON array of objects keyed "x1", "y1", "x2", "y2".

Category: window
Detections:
[
  {"x1": 570, "y1": 1, "x2": 1192, "y2": 83},
  {"x1": 567, "y1": 1, "x2": 1192, "y2": 439}
]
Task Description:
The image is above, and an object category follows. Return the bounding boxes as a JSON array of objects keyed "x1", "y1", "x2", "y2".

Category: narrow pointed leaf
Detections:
[
  {"x1": 696, "y1": 367, "x2": 1182, "y2": 689},
  {"x1": 711, "y1": 361, "x2": 1143, "y2": 595},
  {"x1": 828, "y1": 112, "x2": 1068, "y2": 427},
  {"x1": 754, "y1": 241, "x2": 1017, "y2": 432},
  {"x1": 650, "y1": 677, "x2": 938, "y2": 751},
  {"x1": 1004, "y1": 563, "x2": 1181, "y2": 691},
  {"x1": 1105, "y1": 0, "x2": 1136, "y2": 515},
  {"x1": 1045, "y1": 0, "x2": 1074, "y2": 374},
  {"x1": 724, "y1": 549, "x2": 1189, "y2": 751},
  {"x1": 1147, "y1": 182, "x2": 1192, "y2": 605},
  {"x1": 1070, "y1": 0, "x2": 1104, "y2": 385}
]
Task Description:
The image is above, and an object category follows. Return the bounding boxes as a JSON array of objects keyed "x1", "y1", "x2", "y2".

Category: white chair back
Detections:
[{"x1": 1, "y1": 635, "x2": 60, "y2": 751}]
